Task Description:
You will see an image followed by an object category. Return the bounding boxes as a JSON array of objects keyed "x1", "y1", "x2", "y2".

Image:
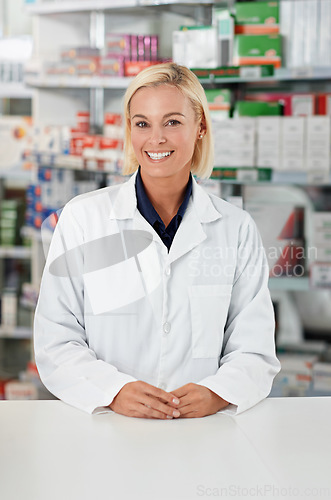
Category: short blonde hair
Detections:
[{"x1": 122, "y1": 63, "x2": 214, "y2": 179}]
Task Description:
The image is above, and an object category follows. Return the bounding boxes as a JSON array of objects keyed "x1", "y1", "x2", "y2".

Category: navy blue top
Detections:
[{"x1": 135, "y1": 167, "x2": 192, "y2": 251}]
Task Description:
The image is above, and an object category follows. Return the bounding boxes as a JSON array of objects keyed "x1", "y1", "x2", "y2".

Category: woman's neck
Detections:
[{"x1": 140, "y1": 171, "x2": 190, "y2": 228}]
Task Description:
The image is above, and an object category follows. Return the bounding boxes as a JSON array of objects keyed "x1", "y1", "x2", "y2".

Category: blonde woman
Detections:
[{"x1": 34, "y1": 63, "x2": 280, "y2": 418}]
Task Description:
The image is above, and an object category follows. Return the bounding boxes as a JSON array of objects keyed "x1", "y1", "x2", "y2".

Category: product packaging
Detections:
[
  {"x1": 213, "y1": 8, "x2": 234, "y2": 66},
  {"x1": 99, "y1": 56, "x2": 125, "y2": 77},
  {"x1": 172, "y1": 26, "x2": 218, "y2": 69},
  {"x1": 234, "y1": 100, "x2": 282, "y2": 117},
  {"x1": 305, "y1": 117, "x2": 330, "y2": 173},
  {"x1": 204, "y1": 89, "x2": 232, "y2": 120},
  {"x1": 256, "y1": 116, "x2": 282, "y2": 169},
  {"x1": 281, "y1": 117, "x2": 305, "y2": 170},
  {"x1": 245, "y1": 92, "x2": 316, "y2": 116},
  {"x1": 233, "y1": 33, "x2": 282, "y2": 68},
  {"x1": 318, "y1": 94, "x2": 331, "y2": 115},
  {"x1": 234, "y1": 1, "x2": 279, "y2": 34},
  {"x1": 212, "y1": 118, "x2": 256, "y2": 167}
]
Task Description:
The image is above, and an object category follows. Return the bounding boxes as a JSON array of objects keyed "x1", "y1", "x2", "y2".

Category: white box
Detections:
[
  {"x1": 213, "y1": 118, "x2": 256, "y2": 167},
  {"x1": 280, "y1": 0, "x2": 293, "y2": 68},
  {"x1": 172, "y1": 27, "x2": 218, "y2": 69},
  {"x1": 257, "y1": 117, "x2": 282, "y2": 170},
  {"x1": 304, "y1": 0, "x2": 319, "y2": 67},
  {"x1": 290, "y1": 0, "x2": 306, "y2": 68},
  {"x1": 281, "y1": 117, "x2": 305, "y2": 171},
  {"x1": 1, "y1": 291, "x2": 17, "y2": 328},
  {"x1": 319, "y1": 0, "x2": 331, "y2": 67},
  {"x1": 306, "y1": 116, "x2": 330, "y2": 172}
]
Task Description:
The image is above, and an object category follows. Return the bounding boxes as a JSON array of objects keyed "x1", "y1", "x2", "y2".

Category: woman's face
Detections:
[{"x1": 129, "y1": 84, "x2": 202, "y2": 183}]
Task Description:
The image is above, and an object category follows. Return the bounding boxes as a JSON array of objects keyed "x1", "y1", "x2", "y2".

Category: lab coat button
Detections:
[
  {"x1": 159, "y1": 383, "x2": 167, "y2": 391},
  {"x1": 163, "y1": 322, "x2": 171, "y2": 334},
  {"x1": 165, "y1": 266, "x2": 171, "y2": 276}
]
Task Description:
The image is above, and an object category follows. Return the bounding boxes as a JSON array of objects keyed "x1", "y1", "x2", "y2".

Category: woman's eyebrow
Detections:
[{"x1": 131, "y1": 112, "x2": 185, "y2": 120}]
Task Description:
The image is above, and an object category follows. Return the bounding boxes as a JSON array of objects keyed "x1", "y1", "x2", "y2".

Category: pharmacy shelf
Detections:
[
  {"x1": 0, "y1": 83, "x2": 35, "y2": 99},
  {"x1": 26, "y1": 67, "x2": 331, "y2": 90},
  {"x1": 0, "y1": 247, "x2": 32, "y2": 259},
  {"x1": 25, "y1": 0, "x2": 215, "y2": 14},
  {"x1": 197, "y1": 67, "x2": 331, "y2": 85},
  {"x1": 269, "y1": 277, "x2": 310, "y2": 292},
  {"x1": 25, "y1": 75, "x2": 134, "y2": 89},
  {"x1": 214, "y1": 170, "x2": 331, "y2": 186},
  {"x1": 0, "y1": 326, "x2": 32, "y2": 339}
]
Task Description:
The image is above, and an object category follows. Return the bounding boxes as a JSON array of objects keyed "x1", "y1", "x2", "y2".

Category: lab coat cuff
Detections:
[
  {"x1": 88, "y1": 373, "x2": 138, "y2": 415},
  {"x1": 197, "y1": 378, "x2": 240, "y2": 415}
]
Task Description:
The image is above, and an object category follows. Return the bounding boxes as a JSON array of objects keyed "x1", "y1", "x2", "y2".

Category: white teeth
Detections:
[{"x1": 147, "y1": 151, "x2": 172, "y2": 159}]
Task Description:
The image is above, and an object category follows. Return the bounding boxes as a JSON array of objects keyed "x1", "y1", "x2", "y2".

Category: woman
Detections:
[{"x1": 34, "y1": 63, "x2": 280, "y2": 418}]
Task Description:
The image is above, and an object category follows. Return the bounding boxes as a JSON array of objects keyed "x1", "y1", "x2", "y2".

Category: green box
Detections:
[
  {"x1": 191, "y1": 64, "x2": 274, "y2": 80},
  {"x1": 234, "y1": 34, "x2": 282, "y2": 68},
  {"x1": 235, "y1": 101, "x2": 282, "y2": 117},
  {"x1": 204, "y1": 89, "x2": 231, "y2": 107},
  {"x1": 235, "y1": 1, "x2": 279, "y2": 26}
]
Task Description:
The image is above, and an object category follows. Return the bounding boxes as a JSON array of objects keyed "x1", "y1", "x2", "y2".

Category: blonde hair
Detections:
[{"x1": 122, "y1": 62, "x2": 214, "y2": 179}]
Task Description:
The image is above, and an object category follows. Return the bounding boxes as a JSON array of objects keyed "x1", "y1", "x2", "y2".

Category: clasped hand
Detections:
[{"x1": 109, "y1": 381, "x2": 229, "y2": 419}]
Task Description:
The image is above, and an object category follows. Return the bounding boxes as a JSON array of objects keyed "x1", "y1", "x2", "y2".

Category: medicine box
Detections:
[
  {"x1": 233, "y1": 34, "x2": 282, "y2": 68},
  {"x1": 235, "y1": 1, "x2": 279, "y2": 34},
  {"x1": 234, "y1": 101, "x2": 282, "y2": 117}
]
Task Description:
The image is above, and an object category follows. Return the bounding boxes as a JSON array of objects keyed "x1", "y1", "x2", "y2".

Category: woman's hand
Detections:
[
  {"x1": 171, "y1": 383, "x2": 229, "y2": 418},
  {"x1": 109, "y1": 381, "x2": 181, "y2": 419}
]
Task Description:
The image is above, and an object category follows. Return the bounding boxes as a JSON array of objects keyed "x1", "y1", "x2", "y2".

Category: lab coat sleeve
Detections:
[
  {"x1": 34, "y1": 202, "x2": 137, "y2": 414},
  {"x1": 198, "y1": 212, "x2": 281, "y2": 415}
]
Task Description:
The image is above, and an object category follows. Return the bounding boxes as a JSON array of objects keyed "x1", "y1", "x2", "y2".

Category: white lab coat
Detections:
[{"x1": 34, "y1": 172, "x2": 280, "y2": 415}]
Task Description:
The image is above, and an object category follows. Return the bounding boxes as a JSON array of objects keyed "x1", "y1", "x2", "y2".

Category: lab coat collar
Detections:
[{"x1": 109, "y1": 170, "x2": 222, "y2": 225}]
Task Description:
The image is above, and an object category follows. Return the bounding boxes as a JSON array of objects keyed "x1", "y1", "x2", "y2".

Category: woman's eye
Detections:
[
  {"x1": 167, "y1": 119, "x2": 180, "y2": 127},
  {"x1": 135, "y1": 121, "x2": 148, "y2": 128}
]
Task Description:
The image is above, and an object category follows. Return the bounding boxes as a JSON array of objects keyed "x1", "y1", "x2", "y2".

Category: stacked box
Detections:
[
  {"x1": 273, "y1": 354, "x2": 318, "y2": 396},
  {"x1": 213, "y1": 8, "x2": 235, "y2": 66},
  {"x1": 204, "y1": 89, "x2": 231, "y2": 120},
  {"x1": 245, "y1": 92, "x2": 316, "y2": 116},
  {"x1": 212, "y1": 118, "x2": 256, "y2": 167},
  {"x1": 173, "y1": 26, "x2": 218, "y2": 69},
  {"x1": 305, "y1": 117, "x2": 330, "y2": 173},
  {"x1": 234, "y1": 101, "x2": 282, "y2": 117},
  {"x1": 0, "y1": 200, "x2": 24, "y2": 246},
  {"x1": 256, "y1": 116, "x2": 282, "y2": 169},
  {"x1": 233, "y1": 34, "x2": 282, "y2": 68},
  {"x1": 281, "y1": 117, "x2": 305, "y2": 171},
  {"x1": 235, "y1": 1, "x2": 279, "y2": 34}
]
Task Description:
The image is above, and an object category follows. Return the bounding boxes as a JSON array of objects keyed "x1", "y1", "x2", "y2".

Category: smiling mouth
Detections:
[{"x1": 145, "y1": 151, "x2": 174, "y2": 160}]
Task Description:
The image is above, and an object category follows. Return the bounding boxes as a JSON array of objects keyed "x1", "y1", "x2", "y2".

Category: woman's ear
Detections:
[{"x1": 198, "y1": 118, "x2": 207, "y2": 139}]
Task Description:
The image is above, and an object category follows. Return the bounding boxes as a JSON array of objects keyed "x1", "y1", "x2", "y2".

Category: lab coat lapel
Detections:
[{"x1": 168, "y1": 178, "x2": 222, "y2": 264}]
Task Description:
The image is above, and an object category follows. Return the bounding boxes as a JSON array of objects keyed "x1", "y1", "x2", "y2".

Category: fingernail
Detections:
[
  {"x1": 172, "y1": 398, "x2": 180, "y2": 405},
  {"x1": 173, "y1": 410, "x2": 180, "y2": 418},
  {"x1": 167, "y1": 415, "x2": 173, "y2": 419}
]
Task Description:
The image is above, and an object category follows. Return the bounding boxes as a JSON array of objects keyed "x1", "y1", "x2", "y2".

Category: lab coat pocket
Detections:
[{"x1": 189, "y1": 284, "x2": 232, "y2": 359}]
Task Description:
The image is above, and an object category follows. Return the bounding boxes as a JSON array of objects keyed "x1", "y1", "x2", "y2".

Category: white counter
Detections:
[{"x1": 0, "y1": 397, "x2": 330, "y2": 500}]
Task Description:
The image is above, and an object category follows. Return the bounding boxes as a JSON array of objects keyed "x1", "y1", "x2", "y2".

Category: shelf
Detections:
[
  {"x1": 0, "y1": 326, "x2": 32, "y2": 339},
  {"x1": 25, "y1": 75, "x2": 134, "y2": 89},
  {"x1": 0, "y1": 83, "x2": 35, "y2": 99},
  {"x1": 25, "y1": 0, "x2": 215, "y2": 14},
  {"x1": 25, "y1": 67, "x2": 331, "y2": 91},
  {"x1": 198, "y1": 67, "x2": 331, "y2": 85},
  {"x1": 213, "y1": 169, "x2": 331, "y2": 186},
  {"x1": 269, "y1": 277, "x2": 310, "y2": 292},
  {"x1": 0, "y1": 247, "x2": 32, "y2": 259}
]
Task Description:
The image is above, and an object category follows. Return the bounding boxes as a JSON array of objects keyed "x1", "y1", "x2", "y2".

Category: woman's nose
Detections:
[{"x1": 148, "y1": 127, "x2": 166, "y2": 145}]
